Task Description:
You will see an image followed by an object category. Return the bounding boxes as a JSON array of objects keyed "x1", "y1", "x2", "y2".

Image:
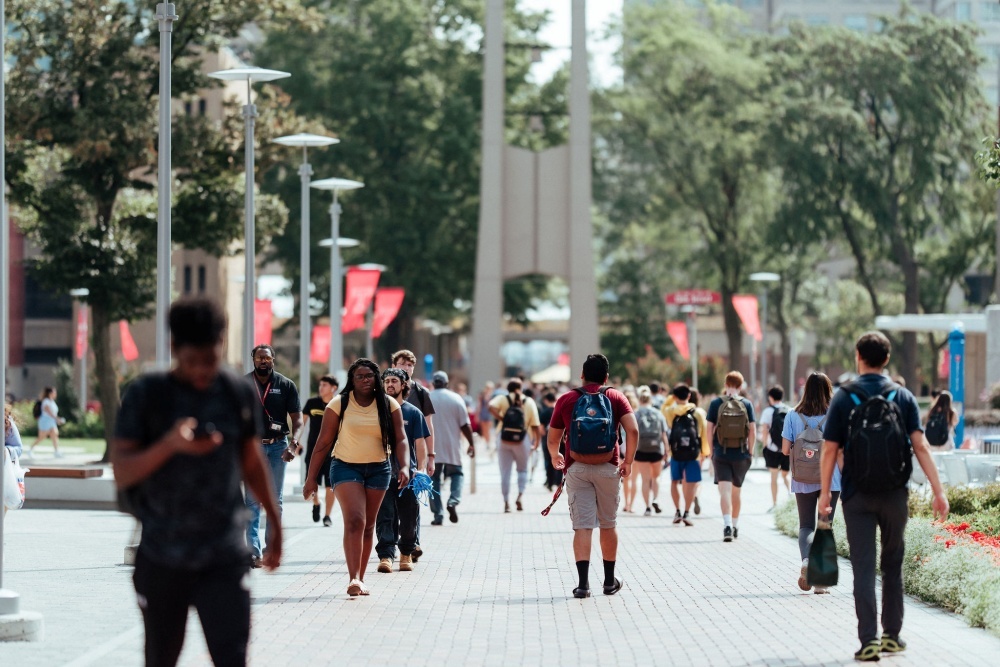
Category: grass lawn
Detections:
[{"x1": 26, "y1": 438, "x2": 108, "y2": 458}]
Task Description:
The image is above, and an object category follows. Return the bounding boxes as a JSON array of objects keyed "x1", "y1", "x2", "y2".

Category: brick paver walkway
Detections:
[{"x1": 1, "y1": 453, "x2": 997, "y2": 666}]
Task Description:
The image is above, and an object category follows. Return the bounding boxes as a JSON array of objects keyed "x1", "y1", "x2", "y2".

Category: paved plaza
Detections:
[{"x1": 1, "y1": 453, "x2": 998, "y2": 666}]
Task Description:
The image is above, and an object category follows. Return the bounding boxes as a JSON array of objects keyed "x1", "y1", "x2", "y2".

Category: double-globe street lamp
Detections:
[
  {"x1": 207, "y1": 66, "x2": 290, "y2": 372},
  {"x1": 272, "y1": 134, "x2": 340, "y2": 400},
  {"x1": 311, "y1": 178, "x2": 364, "y2": 378}
]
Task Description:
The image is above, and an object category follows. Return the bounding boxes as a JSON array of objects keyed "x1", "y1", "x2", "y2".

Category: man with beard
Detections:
[
  {"x1": 245, "y1": 344, "x2": 302, "y2": 568},
  {"x1": 376, "y1": 368, "x2": 429, "y2": 573}
]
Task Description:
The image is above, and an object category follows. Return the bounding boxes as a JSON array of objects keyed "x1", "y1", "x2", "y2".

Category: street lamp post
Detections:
[
  {"x1": 70, "y1": 289, "x2": 90, "y2": 411},
  {"x1": 272, "y1": 134, "x2": 339, "y2": 400},
  {"x1": 680, "y1": 305, "x2": 699, "y2": 392},
  {"x1": 155, "y1": 3, "x2": 177, "y2": 369},
  {"x1": 750, "y1": 272, "x2": 780, "y2": 393},
  {"x1": 207, "y1": 67, "x2": 290, "y2": 372},
  {"x1": 311, "y1": 178, "x2": 364, "y2": 377}
]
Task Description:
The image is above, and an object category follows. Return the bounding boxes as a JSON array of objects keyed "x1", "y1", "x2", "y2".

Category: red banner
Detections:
[
  {"x1": 939, "y1": 347, "x2": 949, "y2": 379},
  {"x1": 666, "y1": 321, "x2": 690, "y2": 360},
  {"x1": 75, "y1": 306, "x2": 89, "y2": 360},
  {"x1": 371, "y1": 288, "x2": 405, "y2": 338},
  {"x1": 342, "y1": 268, "x2": 381, "y2": 334},
  {"x1": 732, "y1": 294, "x2": 762, "y2": 342},
  {"x1": 254, "y1": 299, "x2": 273, "y2": 346},
  {"x1": 311, "y1": 325, "x2": 331, "y2": 364},
  {"x1": 119, "y1": 320, "x2": 139, "y2": 362}
]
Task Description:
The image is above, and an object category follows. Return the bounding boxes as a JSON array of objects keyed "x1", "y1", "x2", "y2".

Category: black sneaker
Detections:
[
  {"x1": 312, "y1": 505, "x2": 320, "y2": 523},
  {"x1": 723, "y1": 526, "x2": 733, "y2": 542},
  {"x1": 854, "y1": 640, "x2": 881, "y2": 662},
  {"x1": 682, "y1": 512, "x2": 693, "y2": 526},
  {"x1": 672, "y1": 510, "x2": 682, "y2": 524},
  {"x1": 651, "y1": 501, "x2": 662, "y2": 514},
  {"x1": 693, "y1": 496, "x2": 701, "y2": 515},
  {"x1": 322, "y1": 515, "x2": 332, "y2": 527},
  {"x1": 880, "y1": 634, "x2": 906, "y2": 654},
  {"x1": 431, "y1": 517, "x2": 444, "y2": 526},
  {"x1": 448, "y1": 504, "x2": 459, "y2": 523},
  {"x1": 412, "y1": 546, "x2": 423, "y2": 563},
  {"x1": 733, "y1": 527, "x2": 739, "y2": 539}
]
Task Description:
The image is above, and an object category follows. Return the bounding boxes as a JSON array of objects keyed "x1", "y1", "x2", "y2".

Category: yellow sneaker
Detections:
[{"x1": 399, "y1": 555, "x2": 413, "y2": 571}]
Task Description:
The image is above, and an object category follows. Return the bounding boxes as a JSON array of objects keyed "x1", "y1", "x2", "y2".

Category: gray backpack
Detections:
[
  {"x1": 636, "y1": 407, "x2": 663, "y2": 455},
  {"x1": 791, "y1": 414, "x2": 826, "y2": 485}
]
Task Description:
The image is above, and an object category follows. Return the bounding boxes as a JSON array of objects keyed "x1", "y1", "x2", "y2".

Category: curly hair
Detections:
[{"x1": 341, "y1": 358, "x2": 396, "y2": 455}]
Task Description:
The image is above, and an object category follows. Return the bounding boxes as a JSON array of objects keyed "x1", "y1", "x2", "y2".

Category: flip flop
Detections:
[{"x1": 347, "y1": 580, "x2": 363, "y2": 597}]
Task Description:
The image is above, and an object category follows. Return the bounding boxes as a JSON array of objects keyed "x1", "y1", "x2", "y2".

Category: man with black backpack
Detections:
[
  {"x1": 664, "y1": 384, "x2": 707, "y2": 526},
  {"x1": 760, "y1": 385, "x2": 791, "y2": 512},
  {"x1": 819, "y1": 332, "x2": 948, "y2": 663},
  {"x1": 489, "y1": 378, "x2": 542, "y2": 513},
  {"x1": 705, "y1": 371, "x2": 756, "y2": 542},
  {"x1": 546, "y1": 354, "x2": 638, "y2": 599}
]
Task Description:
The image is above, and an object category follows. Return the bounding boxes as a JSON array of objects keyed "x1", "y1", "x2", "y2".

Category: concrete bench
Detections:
[
  {"x1": 23, "y1": 465, "x2": 118, "y2": 509},
  {"x1": 25, "y1": 466, "x2": 105, "y2": 479}
]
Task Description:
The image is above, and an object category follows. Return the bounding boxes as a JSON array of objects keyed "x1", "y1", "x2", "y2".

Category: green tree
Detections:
[{"x1": 5, "y1": 0, "x2": 314, "y2": 455}]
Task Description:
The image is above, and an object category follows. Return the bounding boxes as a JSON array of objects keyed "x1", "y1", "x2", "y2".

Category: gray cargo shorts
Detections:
[{"x1": 566, "y1": 462, "x2": 621, "y2": 530}]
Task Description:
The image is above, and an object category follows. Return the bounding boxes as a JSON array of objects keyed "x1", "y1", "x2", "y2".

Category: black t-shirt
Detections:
[
  {"x1": 406, "y1": 381, "x2": 435, "y2": 417},
  {"x1": 539, "y1": 404, "x2": 554, "y2": 430},
  {"x1": 303, "y1": 396, "x2": 327, "y2": 451},
  {"x1": 823, "y1": 374, "x2": 922, "y2": 501},
  {"x1": 246, "y1": 370, "x2": 301, "y2": 438},
  {"x1": 115, "y1": 371, "x2": 262, "y2": 569}
]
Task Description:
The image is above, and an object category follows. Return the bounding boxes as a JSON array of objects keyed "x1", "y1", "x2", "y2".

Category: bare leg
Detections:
[
  {"x1": 770, "y1": 468, "x2": 779, "y2": 506},
  {"x1": 682, "y1": 481, "x2": 697, "y2": 512},
  {"x1": 336, "y1": 483, "x2": 367, "y2": 581},
  {"x1": 599, "y1": 527, "x2": 618, "y2": 561},
  {"x1": 732, "y1": 485, "x2": 743, "y2": 519},
  {"x1": 359, "y1": 487, "x2": 387, "y2": 581},
  {"x1": 781, "y1": 469, "x2": 790, "y2": 494},
  {"x1": 324, "y1": 486, "x2": 336, "y2": 517},
  {"x1": 573, "y1": 528, "x2": 593, "y2": 561},
  {"x1": 640, "y1": 465, "x2": 651, "y2": 509},
  {"x1": 718, "y1": 480, "x2": 733, "y2": 516},
  {"x1": 648, "y1": 462, "x2": 660, "y2": 503},
  {"x1": 670, "y1": 480, "x2": 681, "y2": 511}
]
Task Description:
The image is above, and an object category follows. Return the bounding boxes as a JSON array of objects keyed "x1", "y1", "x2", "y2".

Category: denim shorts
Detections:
[{"x1": 330, "y1": 458, "x2": 392, "y2": 491}]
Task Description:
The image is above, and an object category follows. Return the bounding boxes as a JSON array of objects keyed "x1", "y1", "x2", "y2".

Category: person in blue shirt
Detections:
[{"x1": 781, "y1": 372, "x2": 840, "y2": 594}]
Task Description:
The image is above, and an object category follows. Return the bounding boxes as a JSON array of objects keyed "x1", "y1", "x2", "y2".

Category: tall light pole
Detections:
[
  {"x1": 70, "y1": 289, "x2": 90, "y2": 412},
  {"x1": 155, "y1": 3, "x2": 177, "y2": 369},
  {"x1": 272, "y1": 134, "x2": 339, "y2": 399},
  {"x1": 311, "y1": 178, "x2": 364, "y2": 378},
  {"x1": 750, "y1": 272, "x2": 780, "y2": 393},
  {"x1": 0, "y1": 0, "x2": 11, "y2": 618},
  {"x1": 207, "y1": 67, "x2": 290, "y2": 372}
]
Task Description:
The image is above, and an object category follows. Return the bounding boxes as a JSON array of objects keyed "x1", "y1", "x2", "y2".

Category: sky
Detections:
[{"x1": 522, "y1": 0, "x2": 623, "y2": 87}]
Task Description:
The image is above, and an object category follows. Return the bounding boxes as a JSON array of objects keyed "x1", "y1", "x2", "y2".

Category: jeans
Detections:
[
  {"x1": 842, "y1": 487, "x2": 909, "y2": 644},
  {"x1": 795, "y1": 490, "x2": 840, "y2": 560},
  {"x1": 498, "y1": 439, "x2": 531, "y2": 501},
  {"x1": 133, "y1": 549, "x2": 250, "y2": 667},
  {"x1": 375, "y1": 476, "x2": 420, "y2": 558},
  {"x1": 245, "y1": 439, "x2": 287, "y2": 558},
  {"x1": 430, "y1": 463, "x2": 463, "y2": 521}
]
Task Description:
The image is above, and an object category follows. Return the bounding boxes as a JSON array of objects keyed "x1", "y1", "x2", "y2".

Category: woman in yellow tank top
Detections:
[{"x1": 304, "y1": 359, "x2": 409, "y2": 597}]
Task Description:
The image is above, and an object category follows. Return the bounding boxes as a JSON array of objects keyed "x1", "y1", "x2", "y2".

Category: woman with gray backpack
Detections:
[
  {"x1": 781, "y1": 372, "x2": 841, "y2": 594},
  {"x1": 634, "y1": 386, "x2": 668, "y2": 516}
]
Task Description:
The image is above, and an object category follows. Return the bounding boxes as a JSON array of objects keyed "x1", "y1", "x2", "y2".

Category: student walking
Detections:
[
  {"x1": 923, "y1": 390, "x2": 958, "y2": 451},
  {"x1": 303, "y1": 359, "x2": 410, "y2": 597},
  {"x1": 819, "y1": 332, "x2": 948, "y2": 662},
  {"x1": 706, "y1": 372, "x2": 756, "y2": 542},
  {"x1": 546, "y1": 354, "x2": 637, "y2": 599},
  {"x1": 760, "y1": 385, "x2": 791, "y2": 512},
  {"x1": 780, "y1": 372, "x2": 840, "y2": 594},
  {"x1": 663, "y1": 384, "x2": 708, "y2": 526},
  {"x1": 29, "y1": 386, "x2": 65, "y2": 458},
  {"x1": 633, "y1": 386, "x2": 667, "y2": 515},
  {"x1": 490, "y1": 379, "x2": 542, "y2": 512},
  {"x1": 428, "y1": 371, "x2": 476, "y2": 525},
  {"x1": 300, "y1": 376, "x2": 339, "y2": 526},
  {"x1": 112, "y1": 298, "x2": 282, "y2": 667}
]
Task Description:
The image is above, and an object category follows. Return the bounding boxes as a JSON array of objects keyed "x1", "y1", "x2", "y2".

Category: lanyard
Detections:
[{"x1": 255, "y1": 378, "x2": 274, "y2": 422}]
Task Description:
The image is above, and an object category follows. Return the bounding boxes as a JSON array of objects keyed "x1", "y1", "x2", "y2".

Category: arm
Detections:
[
  {"x1": 241, "y1": 435, "x2": 282, "y2": 570},
  {"x1": 705, "y1": 422, "x2": 716, "y2": 453},
  {"x1": 43, "y1": 402, "x2": 58, "y2": 419},
  {"x1": 303, "y1": 408, "x2": 340, "y2": 500},
  {"x1": 619, "y1": 412, "x2": 639, "y2": 478},
  {"x1": 747, "y1": 421, "x2": 756, "y2": 449},
  {"x1": 547, "y1": 426, "x2": 566, "y2": 470},
  {"x1": 423, "y1": 415, "x2": 434, "y2": 463},
  {"x1": 781, "y1": 438, "x2": 792, "y2": 456},
  {"x1": 818, "y1": 440, "x2": 840, "y2": 517},
  {"x1": 461, "y1": 423, "x2": 476, "y2": 457},
  {"x1": 111, "y1": 418, "x2": 222, "y2": 489},
  {"x1": 288, "y1": 412, "x2": 304, "y2": 450},
  {"x1": 392, "y1": 408, "x2": 410, "y2": 488},
  {"x1": 414, "y1": 436, "x2": 427, "y2": 473},
  {"x1": 911, "y1": 430, "x2": 949, "y2": 520}
]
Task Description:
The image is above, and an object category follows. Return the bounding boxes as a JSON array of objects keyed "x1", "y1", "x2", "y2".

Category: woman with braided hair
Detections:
[{"x1": 304, "y1": 359, "x2": 410, "y2": 596}]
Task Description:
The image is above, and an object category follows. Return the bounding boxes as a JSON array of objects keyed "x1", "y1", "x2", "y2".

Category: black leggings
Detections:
[
  {"x1": 133, "y1": 550, "x2": 250, "y2": 667},
  {"x1": 795, "y1": 490, "x2": 840, "y2": 561}
]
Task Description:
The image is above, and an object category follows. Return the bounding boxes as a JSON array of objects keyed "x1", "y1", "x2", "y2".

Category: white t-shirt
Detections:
[
  {"x1": 429, "y1": 388, "x2": 471, "y2": 466},
  {"x1": 760, "y1": 403, "x2": 788, "y2": 451}
]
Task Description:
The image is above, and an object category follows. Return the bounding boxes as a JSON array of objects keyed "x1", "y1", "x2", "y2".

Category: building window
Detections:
[
  {"x1": 984, "y1": 2, "x2": 1000, "y2": 22},
  {"x1": 844, "y1": 15, "x2": 868, "y2": 31},
  {"x1": 956, "y1": 2, "x2": 972, "y2": 21},
  {"x1": 198, "y1": 98, "x2": 207, "y2": 116},
  {"x1": 198, "y1": 266, "x2": 206, "y2": 294},
  {"x1": 183, "y1": 265, "x2": 192, "y2": 294},
  {"x1": 184, "y1": 101, "x2": 192, "y2": 116}
]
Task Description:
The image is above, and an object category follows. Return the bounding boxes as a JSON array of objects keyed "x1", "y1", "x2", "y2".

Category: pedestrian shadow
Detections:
[
  {"x1": 252, "y1": 595, "x2": 344, "y2": 605},
  {"x1": 461, "y1": 596, "x2": 567, "y2": 606}
]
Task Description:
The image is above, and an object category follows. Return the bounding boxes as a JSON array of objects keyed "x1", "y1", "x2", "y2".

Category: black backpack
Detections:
[
  {"x1": 32, "y1": 400, "x2": 42, "y2": 420},
  {"x1": 769, "y1": 406, "x2": 789, "y2": 448},
  {"x1": 924, "y1": 411, "x2": 949, "y2": 447},
  {"x1": 843, "y1": 383, "x2": 912, "y2": 494},
  {"x1": 668, "y1": 407, "x2": 701, "y2": 462},
  {"x1": 500, "y1": 396, "x2": 527, "y2": 442}
]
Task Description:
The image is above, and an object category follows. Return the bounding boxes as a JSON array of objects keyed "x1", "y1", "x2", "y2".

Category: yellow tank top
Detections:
[{"x1": 327, "y1": 393, "x2": 400, "y2": 464}]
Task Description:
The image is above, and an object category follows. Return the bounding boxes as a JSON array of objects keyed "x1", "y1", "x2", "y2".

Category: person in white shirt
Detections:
[{"x1": 428, "y1": 371, "x2": 475, "y2": 525}]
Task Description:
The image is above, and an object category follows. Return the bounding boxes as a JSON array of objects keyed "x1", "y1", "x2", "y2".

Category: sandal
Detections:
[
  {"x1": 347, "y1": 579, "x2": 363, "y2": 597},
  {"x1": 515, "y1": 496, "x2": 523, "y2": 511},
  {"x1": 603, "y1": 578, "x2": 624, "y2": 596},
  {"x1": 573, "y1": 587, "x2": 591, "y2": 599},
  {"x1": 358, "y1": 580, "x2": 371, "y2": 596}
]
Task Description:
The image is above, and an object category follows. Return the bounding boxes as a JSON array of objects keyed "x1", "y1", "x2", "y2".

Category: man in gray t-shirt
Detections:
[{"x1": 428, "y1": 371, "x2": 475, "y2": 525}]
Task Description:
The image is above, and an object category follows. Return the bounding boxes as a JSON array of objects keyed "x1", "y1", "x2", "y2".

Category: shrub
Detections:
[
  {"x1": 59, "y1": 411, "x2": 105, "y2": 439},
  {"x1": 981, "y1": 383, "x2": 1000, "y2": 410}
]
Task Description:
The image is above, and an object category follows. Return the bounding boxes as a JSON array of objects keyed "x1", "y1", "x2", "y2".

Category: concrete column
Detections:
[
  {"x1": 469, "y1": 0, "x2": 506, "y2": 395},
  {"x1": 987, "y1": 306, "x2": 1000, "y2": 389},
  {"x1": 568, "y1": 0, "x2": 600, "y2": 372}
]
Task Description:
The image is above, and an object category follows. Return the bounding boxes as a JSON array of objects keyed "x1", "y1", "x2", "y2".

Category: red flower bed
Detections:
[{"x1": 934, "y1": 522, "x2": 1000, "y2": 563}]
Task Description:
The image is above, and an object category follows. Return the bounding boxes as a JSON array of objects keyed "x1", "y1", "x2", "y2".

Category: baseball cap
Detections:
[{"x1": 432, "y1": 371, "x2": 449, "y2": 387}]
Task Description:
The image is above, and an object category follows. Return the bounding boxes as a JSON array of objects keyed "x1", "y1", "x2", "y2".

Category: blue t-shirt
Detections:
[
  {"x1": 4, "y1": 422, "x2": 23, "y2": 459},
  {"x1": 706, "y1": 395, "x2": 756, "y2": 460},
  {"x1": 782, "y1": 411, "x2": 841, "y2": 494},
  {"x1": 398, "y1": 401, "x2": 430, "y2": 474},
  {"x1": 823, "y1": 374, "x2": 922, "y2": 501}
]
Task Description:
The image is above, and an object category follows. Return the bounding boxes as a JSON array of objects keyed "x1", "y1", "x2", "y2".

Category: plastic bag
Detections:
[
  {"x1": 3, "y1": 450, "x2": 27, "y2": 510},
  {"x1": 807, "y1": 520, "x2": 838, "y2": 587}
]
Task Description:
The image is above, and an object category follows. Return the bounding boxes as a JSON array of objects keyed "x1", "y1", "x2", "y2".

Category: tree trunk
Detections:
[
  {"x1": 720, "y1": 285, "x2": 744, "y2": 377},
  {"x1": 91, "y1": 304, "x2": 121, "y2": 463},
  {"x1": 773, "y1": 280, "x2": 791, "y2": 394}
]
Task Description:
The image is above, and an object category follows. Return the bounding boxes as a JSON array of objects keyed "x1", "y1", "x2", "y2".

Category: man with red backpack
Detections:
[
  {"x1": 546, "y1": 354, "x2": 638, "y2": 599},
  {"x1": 819, "y1": 332, "x2": 948, "y2": 662}
]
